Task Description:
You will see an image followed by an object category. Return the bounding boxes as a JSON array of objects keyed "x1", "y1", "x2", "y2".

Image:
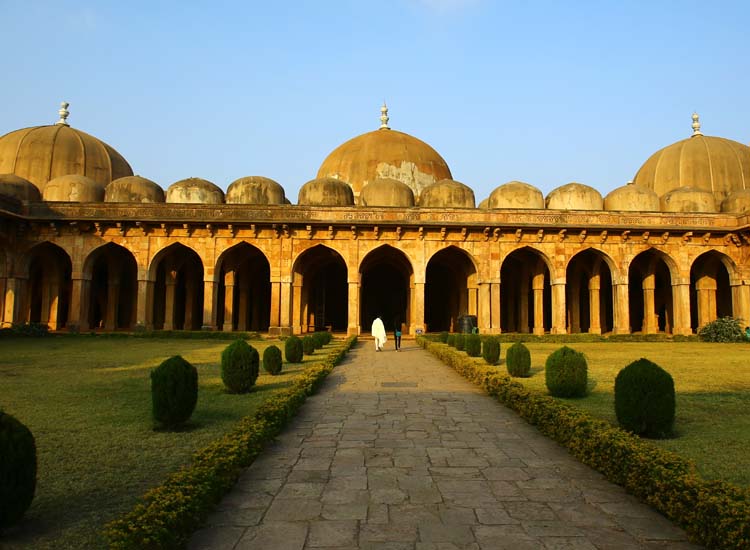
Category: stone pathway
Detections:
[{"x1": 189, "y1": 340, "x2": 701, "y2": 549}]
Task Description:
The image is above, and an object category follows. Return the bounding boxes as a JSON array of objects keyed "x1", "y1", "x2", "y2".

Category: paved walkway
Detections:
[{"x1": 189, "y1": 341, "x2": 700, "y2": 550}]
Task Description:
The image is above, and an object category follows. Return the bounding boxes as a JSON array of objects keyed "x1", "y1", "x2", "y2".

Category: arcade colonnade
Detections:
[{"x1": 1, "y1": 231, "x2": 747, "y2": 336}]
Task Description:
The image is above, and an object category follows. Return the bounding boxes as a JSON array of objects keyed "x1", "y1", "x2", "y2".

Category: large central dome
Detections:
[{"x1": 317, "y1": 105, "x2": 452, "y2": 201}]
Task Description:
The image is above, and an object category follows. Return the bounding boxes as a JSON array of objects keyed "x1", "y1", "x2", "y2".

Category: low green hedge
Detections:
[
  {"x1": 104, "y1": 336, "x2": 357, "y2": 549},
  {"x1": 416, "y1": 337, "x2": 749, "y2": 550}
]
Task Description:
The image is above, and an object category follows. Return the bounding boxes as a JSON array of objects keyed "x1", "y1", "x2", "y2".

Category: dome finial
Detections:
[
  {"x1": 691, "y1": 112, "x2": 702, "y2": 136},
  {"x1": 379, "y1": 101, "x2": 390, "y2": 130},
  {"x1": 56, "y1": 102, "x2": 70, "y2": 126}
]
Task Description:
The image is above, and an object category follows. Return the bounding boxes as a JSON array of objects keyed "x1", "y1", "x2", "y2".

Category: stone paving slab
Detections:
[{"x1": 189, "y1": 341, "x2": 702, "y2": 549}]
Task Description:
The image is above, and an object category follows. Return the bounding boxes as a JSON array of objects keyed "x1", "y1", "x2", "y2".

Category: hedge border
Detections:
[
  {"x1": 417, "y1": 337, "x2": 750, "y2": 550},
  {"x1": 104, "y1": 336, "x2": 357, "y2": 549}
]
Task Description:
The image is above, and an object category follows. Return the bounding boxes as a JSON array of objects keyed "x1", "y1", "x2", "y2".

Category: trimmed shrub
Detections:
[
  {"x1": 0, "y1": 411, "x2": 36, "y2": 529},
  {"x1": 151, "y1": 356, "x2": 199, "y2": 428},
  {"x1": 302, "y1": 335, "x2": 316, "y2": 356},
  {"x1": 615, "y1": 358, "x2": 675, "y2": 438},
  {"x1": 454, "y1": 333, "x2": 466, "y2": 351},
  {"x1": 312, "y1": 331, "x2": 327, "y2": 349},
  {"x1": 482, "y1": 336, "x2": 500, "y2": 365},
  {"x1": 506, "y1": 341, "x2": 531, "y2": 377},
  {"x1": 465, "y1": 334, "x2": 481, "y2": 357},
  {"x1": 220, "y1": 340, "x2": 259, "y2": 394},
  {"x1": 262, "y1": 345, "x2": 283, "y2": 376},
  {"x1": 446, "y1": 334, "x2": 456, "y2": 347},
  {"x1": 318, "y1": 331, "x2": 332, "y2": 345},
  {"x1": 284, "y1": 335, "x2": 303, "y2": 363},
  {"x1": 438, "y1": 331, "x2": 449, "y2": 343},
  {"x1": 698, "y1": 316, "x2": 745, "y2": 342},
  {"x1": 545, "y1": 346, "x2": 587, "y2": 397}
]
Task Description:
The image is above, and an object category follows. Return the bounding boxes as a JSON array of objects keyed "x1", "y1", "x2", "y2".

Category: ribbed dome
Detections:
[
  {"x1": 546, "y1": 182, "x2": 603, "y2": 210},
  {"x1": 298, "y1": 176, "x2": 354, "y2": 206},
  {"x1": 660, "y1": 187, "x2": 717, "y2": 213},
  {"x1": 317, "y1": 109, "x2": 451, "y2": 200},
  {"x1": 0, "y1": 174, "x2": 41, "y2": 201},
  {"x1": 226, "y1": 176, "x2": 286, "y2": 205},
  {"x1": 633, "y1": 115, "x2": 750, "y2": 203},
  {"x1": 360, "y1": 178, "x2": 415, "y2": 207},
  {"x1": 418, "y1": 179, "x2": 475, "y2": 208},
  {"x1": 488, "y1": 181, "x2": 544, "y2": 209},
  {"x1": 721, "y1": 189, "x2": 750, "y2": 213},
  {"x1": 166, "y1": 177, "x2": 224, "y2": 204},
  {"x1": 604, "y1": 183, "x2": 660, "y2": 212},
  {"x1": 43, "y1": 174, "x2": 105, "y2": 202},
  {"x1": 105, "y1": 176, "x2": 164, "y2": 203},
  {"x1": 0, "y1": 105, "x2": 132, "y2": 191}
]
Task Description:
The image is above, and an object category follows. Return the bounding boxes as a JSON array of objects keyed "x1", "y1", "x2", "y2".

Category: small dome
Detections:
[
  {"x1": 604, "y1": 183, "x2": 660, "y2": 212},
  {"x1": 660, "y1": 187, "x2": 717, "y2": 213},
  {"x1": 226, "y1": 176, "x2": 286, "y2": 205},
  {"x1": 418, "y1": 179, "x2": 475, "y2": 208},
  {"x1": 43, "y1": 174, "x2": 105, "y2": 202},
  {"x1": 633, "y1": 114, "x2": 750, "y2": 203},
  {"x1": 105, "y1": 176, "x2": 164, "y2": 203},
  {"x1": 0, "y1": 104, "x2": 132, "y2": 191},
  {"x1": 721, "y1": 189, "x2": 750, "y2": 213},
  {"x1": 478, "y1": 197, "x2": 489, "y2": 209},
  {"x1": 298, "y1": 177, "x2": 354, "y2": 206},
  {"x1": 166, "y1": 177, "x2": 224, "y2": 204},
  {"x1": 546, "y1": 182, "x2": 603, "y2": 210},
  {"x1": 488, "y1": 181, "x2": 544, "y2": 209},
  {"x1": 0, "y1": 174, "x2": 41, "y2": 201},
  {"x1": 360, "y1": 178, "x2": 415, "y2": 207}
]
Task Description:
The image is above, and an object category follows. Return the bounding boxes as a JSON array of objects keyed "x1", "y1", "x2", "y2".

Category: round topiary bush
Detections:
[
  {"x1": 284, "y1": 335, "x2": 303, "y2": 363},
  {"x1": 151, "y1": 355, "x2": 199, "y2": 428},
  {"x1": 312, "y1": 331, "x2": 326, "y2": 349},
  {"x1": 482, "y1": 336, "x2": 500, "y2": 365},
  {"x1": 506, "y1": 342, "x2": 531, "y2": 377},
  {"x1": 454, "y1": 333, "x2": 466, "y2": 351},
  {"x1": 615, "y1": 358, "x2": 675, "y2": 438},
  {"x1": 465, "y1": 334, "x2": 481, "y2": 357},
  {"x1": 446, "y1": 334, "x2": 456, "y2": 347},
  {"x1": 0, "y1": 410, "x2": 36, "y2": 529},
  {"x1": 220, "y1": 340, "x2": 259, "y2": 394},
  {"x1": 302, "y1": 335, "x2": 316, "y2": 355},
  {"x1": 545, "y1": 346, "x2": 588, "y2": 397},
  {"x1": 262, "y1": 345, "x2": 283, "y2": 376}
]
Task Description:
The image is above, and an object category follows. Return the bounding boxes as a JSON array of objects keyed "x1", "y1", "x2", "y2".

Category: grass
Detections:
[
  {"x1": 0, "y1": 335, "x2": 327, "y2": 549},
  {"x1": 492, "y1": 341, "x2": 750, "y2": 486}
]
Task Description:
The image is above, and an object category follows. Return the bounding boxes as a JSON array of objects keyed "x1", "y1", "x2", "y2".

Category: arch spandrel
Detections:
[
  {"x1": 424, "y1": 244, "x2": 479, "y2": 278},
  {"x1": 147, "y1": 241, "x2": 204, "y2": 281},
  {"x1": 688, "y1": 249, "x2": 739, "y2": 280},
  {"x1": 21, "y1": 241, "x2": 73, "y2": 276},
  {"x1": 81, "y1": 241, "x2": 141, "y2": 280},
  {"x1": 563, "y1": 246, "x2": 622, "y2": 283},
  {"x1": 499, "y1": 245, "x2": 556, "y2": 280},
  {"x1": 358, "y1": 243, "x2": 416, "y2": 277},
  {"x1": 215, "y1": 241, "x2": 272, "y2": 275}
]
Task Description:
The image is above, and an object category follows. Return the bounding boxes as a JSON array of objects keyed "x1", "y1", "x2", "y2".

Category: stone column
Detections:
[
  {"x1": 269, "y1": 280, "x2": 281, "y2": 333},
  {"x1": 588, "y1": 273, "x2": 601, "y2": 334},
  {"x1": 411, "y1": 282, "x2": 425, "y2": 334},
  {"x1": 490, "y1": 281, "x2": 501, "y2": 333},
  {"x1": 478, "y1": 283, "x2": 491, "y2": 334},
  {"x1": 163, "y1": 271, "x2": 177, "y2": 331},
  {"x1": 519, "y1": 274, "x2": 529, "y2": 333},
  {"x1": 202, "y1": 279, "x2": 217, "y2": 331},
  {"x1": 278, "y1": 280, "x2": 292, "y2": 336},
  {"x1": 672, "y1": 281, "x2": 692, "y2": 335},
  {"x1": 532, "y1": 272, "x2": 545, "y2": 335},
  {"x1": 551, "y1": 280, "x2": 567, "y2": 334},
  {"x1": 468, "y1": 287, "x2": 478, "y2": 317},
  {"x1": 223, "y1": 270, "x2": 235, "y2": 332},
  {"x1": 104, "y1": 276, "x2": 120, "y2": 331},
  {"x1": 135, "y1": 278, "x2": 153, "y2": 330},
  {"x1": 568, "y1": 290, "x2": 581, "y2": 333},
  {"x1": 237, "y1": 283, "x2": 249, "y2": 331},
  {"x1": 347, "y1": 281, "x2": 359, "y2": 336},
  {"x1": 184, "y1": 279, "x2": 195, "y2": 330},
  {"x1": 612, "y1": 282, "x2": 630, "y2": 334},
  {"x1": 731, "y1": 282, "x2": 750, "y2": 328},
  {"x1": 642, "y1": 275, "x2": 657, "y2": 333},
  {"x1": 695, "y1": 276, "x2": 716, "y2": 329},
  {"x1": 2, "y1": 277, "x2": 18, "y2": 328},
  {"x1": 292, "y1": 282, "x2": 303, "y2": 334}
]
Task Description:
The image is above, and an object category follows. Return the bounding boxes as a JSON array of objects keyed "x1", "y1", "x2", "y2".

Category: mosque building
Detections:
[{"x1": 1, "y1": 102, "x2": 749, "y2": 337}]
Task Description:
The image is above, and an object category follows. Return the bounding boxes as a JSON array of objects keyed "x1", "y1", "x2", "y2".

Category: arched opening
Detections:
[
  {"x1": 565, "y1": 249, "x2": 614, "y2": 334},
  {"x1": 628, "y1": 249, "x2": 673, "y2": 333},
  {"x1": 151, "y1": 244, "x2": 204, "y2": 330},
  {"x1": 500, "y1": 248, "x2": 551, "y2": 333},
  {"x1": 25, "y1": 242, "x2": 72, "y2": 329},
  {"x1": 84, "y1": 243, "x2": 138, "y2": 330},
  {"x1": 425, "y1": 246, "x2": 478, "y2": 332},
  {"x1": 690, "y1": 251, "x2": 733, "y2": 331},
  {"x1": 293, "y1": 245, "x2": 347, "y2": 333},
  {"x1": 216, "y1": 243, "x2": 271, "y2": 331},
  {"x1": 360, "y1": 245, "x2": 413, "y2": 333}
]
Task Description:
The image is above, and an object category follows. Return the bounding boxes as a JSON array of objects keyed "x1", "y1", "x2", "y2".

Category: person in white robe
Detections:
[{"x1": 371, "y1": 317, "x2": 387, "y2": 351}]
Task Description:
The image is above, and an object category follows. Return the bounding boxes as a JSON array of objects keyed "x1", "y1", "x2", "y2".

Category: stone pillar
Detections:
[
  {"x1": 468, "y1": 287, "x2": 478, "y2": 317},
  {"x1": 551, "y1": 280, "x2": 567, "y2": 334},
  {"x1": 292, "y1": 282, "x2": 303, "y2": 334},
  {"x1": 478, "y1": 283, "x2": 491, "y2": 334},
  {"x1": 568, "y1": 291, "x2": 581, "y2": 333},
  {"x1": 490, "y1": 281, "x2": 501, "y2": 333},
  {"x1": 642, "y1": 275, "x2": 657, "y2": 333},
  {"x1": 104, "y1": 276, "x2": 120, "y2": 331},
  {"x1": 672, "y1": 282, "x2": 692, "y2": 336},
  {"x1": 136, "y1": 279, "x2": 153, "y2": 330},
  {"x1": 184, "y1": 279, "x2": 195, "y2": 330},
  {"x1": 2, "y1": 277, "x2": 18, "y2": 328},
  {"x1": 67, "y1": 276, "x2": 88, "y2": 332},
  {"x1": 532, "y1": 272, "x2": 545, "y2": 335},
  {"x1": 731, "y1": 282, "x2": 750, "y2": 328},
  {"x1": 696, "y1": 276, "x2": 716, "y2": 329},
  {"x1": 613, "y1": 282, "x2": 630, "y2": 334},
  {"x1": 278, "y1": 280, "x2": 292, "y2": 336},
  {"x1": 269, "y1": 281, "x2": 281, "y2": 333},
  {"x1": 411, "y1": 282, "x2": 425, "y2": 334},
  {"x1": 202, "y1": 279, "x2": 217, "y2": 331},
  {"x1": 223, "y1": 270, "x2": 235, "y2": 332},
  {"x1": 347, "y1": 281, "x2": 359, "y2": 336},
  {"x1": 519, "y1": 274, "x2": 529, "y2": 333},
  {"x1": 237, "y1": 283, "x2": 249, "y2": 331},
  {"x1": 163, "y1": 271, "x2": 177, "y2": 331},
  {"x1": 588, "y1": 273, "x2": 601, "y2": 334}
]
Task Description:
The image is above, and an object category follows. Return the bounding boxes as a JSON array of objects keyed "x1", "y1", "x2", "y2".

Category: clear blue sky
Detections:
[{"x1": 3, "y1": 0, "x2": 749, "y2": 202}]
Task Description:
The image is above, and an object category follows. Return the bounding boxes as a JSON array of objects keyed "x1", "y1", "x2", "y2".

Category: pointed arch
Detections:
[
  {"x1": 500, "y1": 246, "x2": 552, "y2": 334},
  {"x1": 628, "y1": 248, "x2": 676, "y2": 333},
  {"x1": 565, "y1": 248, "x2": 615, "y2": 334},
  {"x1": 292, "y1": 244, "x2": 348, "y2": 333},
  {"x1": 690, "y1": 250, "x2": 735, "y2": 331},
  {"x1": 425, "y1": 246, "x2": 479, "y2": 332},
  {"x1": 359, "y1": 244, "x2": 415, "y2": 332},
  {"x1": 216, "y1": 242, "x2": 271, "y2": 331},
  {"x1": 24, "y1": 242, "x2": 72, "y2": 329},
  {"x1": 82, "y1": 242, "x2": 138, "y2": 330},
  {"x1": 150, "y1": 243, "x2": 204, "y2": 330}
]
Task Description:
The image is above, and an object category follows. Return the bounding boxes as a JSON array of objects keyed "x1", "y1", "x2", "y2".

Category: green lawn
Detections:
[
  {"x1": 0, "y1": 336, "x2": 325, "y2": 549},
  {"x1": 495, "y1": 341, "x2": 750, "y2": 486}
]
